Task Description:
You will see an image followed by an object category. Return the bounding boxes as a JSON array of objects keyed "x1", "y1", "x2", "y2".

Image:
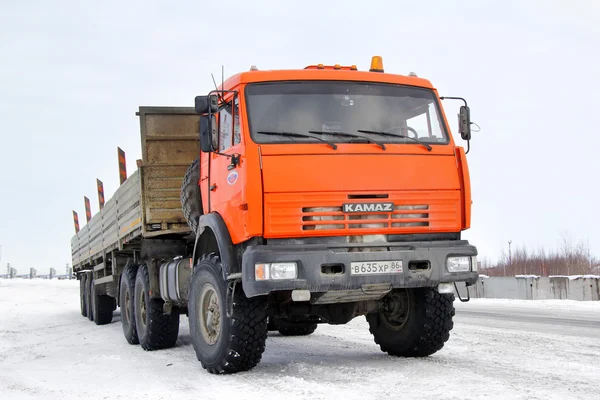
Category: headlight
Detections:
[
  {"x1": 446, "y1": 256, "x2": 471, "y2": 273},
  {"x1": 255, "y1": 262, "x2": 297, "y2": 281},
  {"x1": 471, "y1": 256, "x2": 478, "y2": 272}
]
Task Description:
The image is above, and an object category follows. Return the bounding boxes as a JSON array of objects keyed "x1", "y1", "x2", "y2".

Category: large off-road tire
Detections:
[
  {"x1": 366, "y1": 288, "x2": 455, "y2": 357},
  {"x1": 189, "y1": 254, "x2": 268, "y2": 374},
  {"x1": 80, "y1": 274, "x2": 88, "y2": 317},
  {"x1": 273, "y1": 318, "x2": 318, "y2": 336},
  {"x1": 134, "y1": 265, "x2": 180, "y2": 351},
  {"x1": 181, "y1": 157, "x2": 202, "y2": 234},
  {"x1": 91, "y1": 279, "x2": 116, "y2": 325},
  {"x1": 85, "y1": 273, "x2": 94, "y2": 322},
  {"x1": 120, "y1": 264, "x2": 140, "y2": 345}
]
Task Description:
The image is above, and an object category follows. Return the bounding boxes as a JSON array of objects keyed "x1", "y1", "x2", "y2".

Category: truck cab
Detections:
[{"x1": 185, "y1": 56, "x2": 478, "y2": 372}]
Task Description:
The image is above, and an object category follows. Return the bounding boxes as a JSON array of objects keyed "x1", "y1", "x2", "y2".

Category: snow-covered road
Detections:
[{"x1": 1, "y1": 279, "x2": 599, "y2": 400}]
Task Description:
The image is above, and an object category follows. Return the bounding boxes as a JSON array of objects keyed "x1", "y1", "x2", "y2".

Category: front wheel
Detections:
[
  {"x1": 366, "y1": 288, "x2": 455, "y2": 357},
  {"x1": 188, "y1": 254, "x2": 268, "y2": 374}
]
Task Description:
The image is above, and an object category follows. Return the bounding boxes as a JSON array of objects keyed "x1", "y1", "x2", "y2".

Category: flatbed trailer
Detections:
[{"x1": 73, "y1": 106, "x2": 198, "y2": 304}]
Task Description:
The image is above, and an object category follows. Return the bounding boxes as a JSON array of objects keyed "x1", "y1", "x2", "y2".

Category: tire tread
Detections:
[
  {"x1": 136, "y1": 265, "x2": 180, "y2": 351},
  {"x1": 120, "y1": 265, "x2": 139, "y2": 344},
  {"x1": 181, "y1": 157, "x2": 201, "y2": 234},
  {"x1": 192, "y1": 254, "x2": 268, "y2": 374}
]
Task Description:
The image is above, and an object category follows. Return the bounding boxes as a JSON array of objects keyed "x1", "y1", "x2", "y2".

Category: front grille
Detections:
[
  {"x1": 263, "y1": 191, "x2": 461, "y2": 238},
  {"x1": 302, "y1": 205, "x2": 429, "y2": 230}
]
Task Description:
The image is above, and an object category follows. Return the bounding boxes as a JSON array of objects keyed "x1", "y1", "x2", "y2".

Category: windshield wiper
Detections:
[
  {"x1": 308, "y1": 130, "x2": 386, "y2": 150},
  {"x1": 357, "y1": 129, "x2": 432, "y2": 151},
  {"x1": 256, "y1": 131, "x2": 337, "y2": 149}
]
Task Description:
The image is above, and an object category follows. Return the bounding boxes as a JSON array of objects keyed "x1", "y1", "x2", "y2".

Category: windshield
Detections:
[{"x1": 245, "y1": 81, "x2": 449, "y2": 145}]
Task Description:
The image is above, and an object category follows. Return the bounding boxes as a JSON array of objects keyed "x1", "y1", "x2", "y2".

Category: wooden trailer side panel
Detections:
[
  {"x1": 71, "y1": 171, "x2": 142, "y2": 271},
  {"x1": 138, "y1": 106, "x2": 200, "y2": 237}
]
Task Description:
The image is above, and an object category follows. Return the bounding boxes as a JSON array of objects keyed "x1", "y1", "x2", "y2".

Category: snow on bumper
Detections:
[{"x1": 241, "y1": 240, "x2": 478, "y2": 298}]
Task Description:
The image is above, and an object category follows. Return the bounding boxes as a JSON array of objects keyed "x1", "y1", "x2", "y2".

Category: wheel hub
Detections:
[
  {"x1": 199, "y1": 284, "x2": 221, "y2": 345},
  {"x1": 124, "y1": 290, "x2": 131, "y2": 323},
  {"x1": 139, "y1": 291, "x2": 147, "y2": 329},
  {"x1": 381, "y1": 290, "x2": 410, "y2": 329}
]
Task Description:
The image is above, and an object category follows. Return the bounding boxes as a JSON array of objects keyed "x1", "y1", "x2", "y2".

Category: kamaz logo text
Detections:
[{"x1": 342, "y1": 202, "x2": 394, "y2": 213}]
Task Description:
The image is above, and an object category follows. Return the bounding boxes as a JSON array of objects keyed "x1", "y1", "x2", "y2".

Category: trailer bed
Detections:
[{"x1": 71, "y1": 106, "x2": 200, "y2": 272}]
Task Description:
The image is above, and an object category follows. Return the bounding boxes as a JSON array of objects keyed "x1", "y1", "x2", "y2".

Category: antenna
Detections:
[
  {"x1": 211, "y1": 72, "x2": 223, "y2": 102},
  {"x1": 211, "y1": 73, "x2": 219, "y2": 91}
]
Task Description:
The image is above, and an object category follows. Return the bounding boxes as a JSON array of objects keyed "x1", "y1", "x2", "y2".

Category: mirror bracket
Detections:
[{"x1": 440, "y1": 96, "x2": 473, "y2": 153}]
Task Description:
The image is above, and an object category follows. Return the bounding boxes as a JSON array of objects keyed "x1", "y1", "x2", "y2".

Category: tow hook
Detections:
[{"x1": 453, "y1": 282, "x2": 471, "y2": 302}]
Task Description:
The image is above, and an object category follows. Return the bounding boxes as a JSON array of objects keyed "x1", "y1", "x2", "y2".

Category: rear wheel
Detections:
[
  {"x1": 134, "y1": 265, "x2": 180, "y2": 350},
  {"x1": 120, "y1": 265, "x2": 139, "y2": 344},
  {"x1": 91, "y1": 279, "x2": 115, "y2": 325},
  {"x1": 188, "y1": 254, "x2": 268, "y2": 374},
  {"x1": 80, "y1": 274, "x2": 88, "y2": 317},
  {"x1": 85, "y1": 273, "x2": 94, "y2": 321},
  {"x1": 366, "y1": 288, "x2": 455, "y2": 357},
  {"x1": 181, "y1": 157, "x2": 202, "y2": 234}
]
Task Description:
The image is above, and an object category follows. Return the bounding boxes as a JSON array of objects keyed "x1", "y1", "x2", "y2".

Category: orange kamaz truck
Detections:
[{"x1": 71, "y1": 56, "x2": 479, "y2": 375}]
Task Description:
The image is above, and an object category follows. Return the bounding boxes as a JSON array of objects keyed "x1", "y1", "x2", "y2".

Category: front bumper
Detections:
[{"x1": 241, "y1": 240, "x2": 478, "y2": 299}]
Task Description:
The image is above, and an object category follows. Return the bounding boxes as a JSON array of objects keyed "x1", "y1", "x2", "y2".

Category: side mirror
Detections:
[
  {"x1": 195, "y1": 94, "x2": 220, "y2": 114},
  {"x1": 195, "y1": 96, "x2": 209, "y2": 114},
  {"x1": 199, "y1": 115, "x2": 219, "y2": 153},
  {"x1": 458, "y1": 105, "x2": 471, "y2": 141}
]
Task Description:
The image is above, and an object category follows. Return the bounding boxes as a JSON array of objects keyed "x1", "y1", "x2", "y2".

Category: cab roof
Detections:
[
  {"x1": 217, "y1": 57, "x2": 436, "y2": 92},
  {"x1": 239, "y1": 69, "x2": 433, "y2": 88}
]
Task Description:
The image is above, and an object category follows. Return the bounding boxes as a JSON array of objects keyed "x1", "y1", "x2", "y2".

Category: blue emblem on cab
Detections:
[{"x1": 227, "y1": 170, "x2": 238, "y2": 185}]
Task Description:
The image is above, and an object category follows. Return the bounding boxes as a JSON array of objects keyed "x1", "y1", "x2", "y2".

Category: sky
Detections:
[{"x1": 0, "y1": 0, "x2": 599, "y2": 274}]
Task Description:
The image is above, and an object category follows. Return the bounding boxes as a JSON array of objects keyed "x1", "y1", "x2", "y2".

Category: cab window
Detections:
[
  {"x1": 217, "y1": 96, "x2": 240, "y2": 151},
  {"x1": 218, "y1": 101, "x2": 233, "y2": 152}
]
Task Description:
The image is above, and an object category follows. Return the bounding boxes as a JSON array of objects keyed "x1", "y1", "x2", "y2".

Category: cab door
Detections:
[{"x1": 207, "y1": 95, "x2": 248, "y2": 243}]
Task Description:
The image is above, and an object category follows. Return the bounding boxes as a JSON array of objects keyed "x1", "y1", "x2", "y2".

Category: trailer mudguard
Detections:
[{"x1": 192, "y1": 212, "x2": 238, "y2": 279}]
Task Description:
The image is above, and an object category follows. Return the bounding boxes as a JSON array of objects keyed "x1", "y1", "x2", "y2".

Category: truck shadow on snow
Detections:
[{"x1": 109, "y1": 311, "x2": 449, "y2": 371}]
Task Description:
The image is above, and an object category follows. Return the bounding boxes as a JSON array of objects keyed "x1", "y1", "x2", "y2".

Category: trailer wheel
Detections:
[
  {"x1": 80, "y1": 274, "x2": 88, "y2": 317},
  {"x1": 188, "y1": 254, "x2": 268, "y2": 374},
  {"x1": 181, "y1": 157, "x2": 202, "y2": 234},
  {"x1": 91, "y1": 279, "x2": 115, "y2": 325},
  {"x1": 134, "y1": 265, "x2": 180, "y2": 350},
  {"x1": 86, "y1": 272, "x2": 94, "y2": 322},
  {"x1": 120, "y1": 265, "x2": 139, "y2": 345},
  {"x1": 366, "y1": 288, "x2": 455, "y2": 357}
]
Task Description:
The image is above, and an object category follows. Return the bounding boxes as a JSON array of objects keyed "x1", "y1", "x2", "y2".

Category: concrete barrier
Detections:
[{"x1": 453, "y1": 275, "x2": 600, "y2": 301}]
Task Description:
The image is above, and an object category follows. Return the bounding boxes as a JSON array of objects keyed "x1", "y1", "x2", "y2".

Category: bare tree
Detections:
[{"x1": 479, "y1": 233, "x2": 598, "y2": 277}]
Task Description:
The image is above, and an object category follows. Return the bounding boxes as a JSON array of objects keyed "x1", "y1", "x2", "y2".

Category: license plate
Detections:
[{"x1": 350, "y1": 260, "x2": 403, "y2": 275}]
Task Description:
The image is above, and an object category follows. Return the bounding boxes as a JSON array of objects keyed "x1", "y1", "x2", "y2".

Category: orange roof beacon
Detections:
[{"x1": 70, "y1": 56, "x2": 479, "y2": 374}]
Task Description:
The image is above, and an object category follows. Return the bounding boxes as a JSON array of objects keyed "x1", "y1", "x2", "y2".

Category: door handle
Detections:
[{"x1": 210, "y1": 184, "x2": 217, "y2": 191}]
